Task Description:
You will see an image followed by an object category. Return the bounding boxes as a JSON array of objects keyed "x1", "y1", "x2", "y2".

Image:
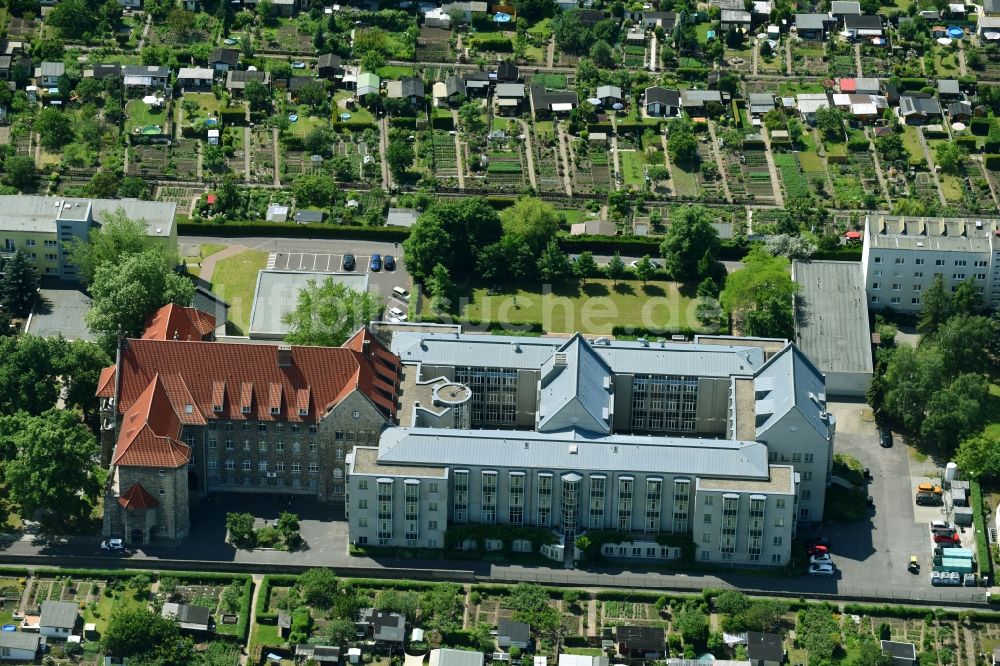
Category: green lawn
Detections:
[
  {"x1": 777, "y1": 82, "x2": 826, "y2": 96},
  {"x1": 288, "y1": 113, "x2": 324, "y2": 138},
  {"x1": 125, "y1": 98, "x2": 168, "y2": 134},
  {"x1": 619, "y1": 150, "x2": 645, "y2": 188},
  {"x1": 939, "y1": 172, "x2": 963, "y2": 201},
  {"x1": 696, "y1": 22, "x2": 713, "y2": 44},
  {"x1": 798, "y1": 149, "x2": 825, "y2": 173},
  {"x1": 445, "y1": 279, "x2": 706, "y2": 335},
  {"x1": 901, "y1": 126, "x2": 924, "y2": 163},
  {"x1": 672, "y1": 162, "x2": 699, "y2": 197},
  {"x1": 375, "y1": 65, "x2": 415, "y2": 79},
  {"x1": 179, "y1": 92, "x2": 220, "y2": 124},
  {"x1": 210, "y1": 249, "x2": 269, "y2": 335},
  {"x1": 333, "y1": 91, "x2": 375, "y2": 128}
]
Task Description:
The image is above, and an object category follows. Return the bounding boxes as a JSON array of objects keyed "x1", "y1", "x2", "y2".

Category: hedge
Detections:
[
  {"x1": 256, "y1": 574, "x2": 299, "y2": 622},
  {"x1": 220, "y1": 108, "x2": 248, "y2": 125},
  {"x1": 177, "y1": 221, "x2": 411, "y2": 241},
  {"x1": 955, "y1": 135, "x2": 979, "y2": 152},
  {"x1": 470, "y1": 583, "x2": 572, "y2": 599},
  {"x1": 970, "y1": 117, "x2": 991, "y2": 136},
  {"x1": 896, "y1": 78, "x2": 929, "y2": 91},
  {"x1": 390, "y1": 117, "x2": 418, "y2": 129},
  {"x1": 811, "y1": 246, "x2": 862, "y2": 261},
  {"x1": 415, "y1": 315, "x2": 545, "y2": 334},
  {"x1": 971, "y1": 480, "x2": 995, "y2": 584},
  {"x1": 611, "y1": 324, "x2": 700, "y2": 338},
  {"x1": 235, "y1": 578, "x2": 254, "y2": 642},
  {"x1": 985, "y1": 154, "x2": 1000, "y2": 170}
]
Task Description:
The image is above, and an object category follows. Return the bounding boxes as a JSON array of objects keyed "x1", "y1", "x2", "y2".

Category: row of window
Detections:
[
  {"x1": 872, "y1": 274, "x2": 986, "y2": 290},
  {"x1": 206, "y1": 475, "x2": 334, "y2": 492},
  {"x1": 203, "y1": 439, "x2": 331, "y2": 454},
  {"x1": 207, "y1": 459, "x2": 322, "y2": 472},
  {"x1": 873, "y1": 256, "x2": 987, "y2": 267}
]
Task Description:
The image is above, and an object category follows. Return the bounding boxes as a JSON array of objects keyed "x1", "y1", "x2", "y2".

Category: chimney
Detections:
[{"x1": 277, "y1": 345, "x2": 292, "y2": 368}]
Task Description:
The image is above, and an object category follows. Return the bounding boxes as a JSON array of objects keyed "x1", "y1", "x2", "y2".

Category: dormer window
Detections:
[
  {"x1": 242, "y1": 406, "x2": 251, "y2": 414},
  {"x1": 298, "y1": 408, "x2": 308, "y2": 417},
  {"x1": 213, "y1": 404, "x2": 223, "y2": 413},
  {"x1": 270, "y1": 406, "x2": 280, "y2": 415}
]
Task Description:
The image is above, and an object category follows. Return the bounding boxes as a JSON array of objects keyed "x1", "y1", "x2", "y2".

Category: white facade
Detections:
[
  {"x1": 346, "y1": 331, "x2": 834, "y2": 566},
  {"x1": 861, "y1": 214, "x2": 1000, "y2": 313}
]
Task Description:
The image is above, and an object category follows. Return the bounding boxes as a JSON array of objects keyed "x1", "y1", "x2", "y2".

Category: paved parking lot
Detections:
[
  {"x1": 815, "y1": 402, "x2": 984, "y2": 601},
  {"x1": 268, "y1": 246, "x2": 410, "y2": 309},
  {"x1": 26, "y1": 287, "x2": 94, "y2": 341}
]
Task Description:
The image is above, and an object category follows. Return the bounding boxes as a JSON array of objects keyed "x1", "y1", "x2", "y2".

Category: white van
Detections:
[{"x1": 392, "y1": 286, "x2": 410, "y2": 302}]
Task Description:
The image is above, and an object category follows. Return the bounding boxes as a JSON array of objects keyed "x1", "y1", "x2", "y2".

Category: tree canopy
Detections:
[
  {"x1": 102, "y1": 608, "x2": 194, "y2": 663},
  {"x1": 0, "y1": 408, "x2": 101, "y2": 520},
  {"x1": 0, "y1": 250, "x2": 40, "y2": 317},
  {"x1": 68, "y1": 208, "x2": 176, "y2": 286},
  {"x1": 86, "y1": 249, "x2": 195, "y2": 353},
  {"x1": 659, "y1": 206, "x2": 723, "y2": 282},
  {"x1": 500, "y1": 197, "x2": 561, "y2": 255},
  {"x1": 719, "y1": 248, "x2": 796, "y2": 339},
  {"x1": 403, "y1": 198, "x2": 502, "y2": 283},
  {"x1": 282, "y1": 278, "x2": 384, "y2": 347}
]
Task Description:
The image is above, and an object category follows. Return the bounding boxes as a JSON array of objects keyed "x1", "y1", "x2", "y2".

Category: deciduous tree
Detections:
[
  {"x1": 68, "y1": 208, "x2": 174, "y2": 286},
  {"x1": 86, "y1": 250, "x2": 195, "y2": 353},
  {"x1": 605, "y1": 251, "x2": 626, "y2": 285},
  {"x1": 660, "y1": 206, "x2": 722, "y2": 282},
  {"x1": 537, "y1": 239, "x2": 573, "y2": 285},
  {"x1": 1, "y1": 409, "x2": 100, "y2": 520},
  {"x1": 500, "y1": 197, "x2": 561, "y2": 254},
  {"x1": 386, "y1": 139, "x2": 415, "y2": 180},
  {"x1": 37, "y1": 107, "x2": 75, "y2": 150},
  {"x1": 281, "y1": 278, "x2": 383, "y2": 347}
]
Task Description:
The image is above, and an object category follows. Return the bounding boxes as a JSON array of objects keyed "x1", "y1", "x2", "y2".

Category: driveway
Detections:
[
  {"x1": 815, "y1": 402, "x2": 982, "y2": 601},
  {"x1": 180, "y1": 236, "x2": 412, "y2": 300}
]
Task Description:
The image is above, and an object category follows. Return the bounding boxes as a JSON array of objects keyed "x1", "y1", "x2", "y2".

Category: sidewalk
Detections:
[{"x1": 198, "y1": 244, "x2": 249, "y2": 283}]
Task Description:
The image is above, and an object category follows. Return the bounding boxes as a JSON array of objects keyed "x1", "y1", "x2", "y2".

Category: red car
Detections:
[
  {"x1": 933, "y1": 532, "x2": 960, "y2": 544},
  {"x1": 806, "y1": 544, "x2": 829, "y2": 556}
]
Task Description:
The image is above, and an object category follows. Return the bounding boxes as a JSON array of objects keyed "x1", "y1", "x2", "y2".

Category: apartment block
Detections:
[
  {"x1": 0, "y1": 196, "x2": 177, "y2": 280},
  {"x1": 346, "y1": 330, "x2": 834, "y2": 566},
  {"x1": 861, "y1": 214, "x2": 1000, "y2": 313}
]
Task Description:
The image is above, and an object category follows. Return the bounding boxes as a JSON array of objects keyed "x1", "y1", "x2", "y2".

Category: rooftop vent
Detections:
[
  {"x1": 511, "y1": 341, "x2": 521, "y2": 352},
  {"x1": 594, "y1": 336, "x2": 610, "y2": 345},
  {"x1": 554, "y1": 352, "x2": 567, "y2": 366},
  {"x1": 568, "y1": 444, "x2": 578, "y2": 454}
]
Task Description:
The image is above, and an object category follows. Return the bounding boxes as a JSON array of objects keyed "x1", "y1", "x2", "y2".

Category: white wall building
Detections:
[
  {"x1": 861, "y1": 214, "x2": 1000, "y2": 313},
  {"x1": 346, "y1": 331, "x2": 836, "y2": 566}
]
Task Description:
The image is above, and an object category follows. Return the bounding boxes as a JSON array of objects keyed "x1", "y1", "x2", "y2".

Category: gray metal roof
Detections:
[
  {"x1": 596, "y1": 85, "x2": 623, "y2": 99},
  {"x1": 38, "y1": 61, "x2": 64, "y2": 77},
  {"x1": 0, "y1": 632, "x2": 40, "y2": 651},
  {"x1": 432, "y1": 649, "x2": 486, "y2": 666},
  {"x1": 390, "y1": 331, "x2": 766, "y2": 378},
  {"x1": 831, "y1": 0, "x2": 861, "y2": 13},
  {"x1": 495, "y1": 83, "x2": 525, "y2": 98},
  {"x1": 795, "y1": 13, "x2": 828, "y2": 29},
  {"x1": 375, "y1": 427, "x2": 771, "y2": 479},
  {"x1": 499, "y1": 620, "x2": 531, "y2": 643},
  {"x1": 754, "y1": 344, "x2": 832, "y2": 440},
  {"x1": 899, "y1": 95, "x2": 942, "y2": 116},
  {"x1": 41, "y1": 600, "x2": 78, "y2": 629},
  {"x1": 537, "y1": 334, "x2": 613, "y2": 434},
  {"x1": 792, "y1": 260, "x2": 873, "y2": 378}
]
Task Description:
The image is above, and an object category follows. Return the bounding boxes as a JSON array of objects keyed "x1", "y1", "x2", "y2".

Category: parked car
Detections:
[
  {"x1": 806, "y1": 544, "x2": 829, "y2": 556},
  {"x1": 629, "y1": 259, "x2": 662, "y2": 269},
  {"x1": 916, "y1": 493, "x2": 944, "y2": 506},
  {"x1": 808, "y1": 563, "x2": 836, "y2": 577},
  {"x1": 384, "y1": 255, "x2": 396, "y2": 271},
  {"x1": 101, "y1": 539, "x2": 125, "y2": 552},
  {"x1": 388, "y1": 307, "x2": 407, "y2": 322},
  {"x1": 342, "y1": 253, "x2": 356, "y2": 271},
  {"x1": 918, "y1": 482, "x2": 942, "y2": 494},
  {"x1": 810, "y1": 553, "x2": 833, "y2": 564},
  {"x1": 879, "y1": 428, "x2": 893, "y2": 448},
  {"x1": 931, "y1": 520, "x2": 953, "y2": 530},
  {"x1": 370, "y1": 253, "x2": 382, "y2": 272},
  {"x1": 933, "y1": 532, "x2": 961, "y2": 544}
]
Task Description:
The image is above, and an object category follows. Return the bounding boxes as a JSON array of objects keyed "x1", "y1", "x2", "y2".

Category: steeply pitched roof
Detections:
[
  {"x1": 596, "y1": 84, "x2": 623, "y2": 99},
  {"x1": 497, "y1": 61, "x2": 519, "y2": 81},
  {"x1": 317, "y1": 53, "x2": 342, "y2": 69},
  {"x1": 499, "y1": 619, "x2": 531, "y2": 643},
  {"x1": 617, "y1": 625, "x2": 664, "y2": 651},
  {"x1": 41, "y1": 601, "x2": 78, "y2": 629},
  {"x1": 209, "y1": 48, "x2": 240, "y2": 66},
  {"x1": 844, "y1": 14, "x2": 883, "y2": 29},
  {"x1": 117, "y1": 482, "x2": 160, "y2": 510},
  {"x1": 753, "y1": 343, "x2": 832, "y2": 441},
  {"x1": 142, "y1": 303, "x2": 216, "y2": 341},
  {"x1": 537, "y1": 334, "x2": 613, "y2": 434},
  {"x1": 112, "y1": 375, "x2": 191, "y2": 468},
  {"x1": 106, "y1": 329, "x2": 399, "y2": 434},
  {"x1": 646, "y1": 86, "x2": 680, "y2": 106},
  {"x1": 747, "y1": 632, "x2": 784, "y2": 662}
]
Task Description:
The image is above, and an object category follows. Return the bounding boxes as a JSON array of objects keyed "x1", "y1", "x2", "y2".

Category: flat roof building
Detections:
[
  {"x1": 249, "y1": 270, "x2": 370, "y2": 339},
  {"x1": 861, "y1": 214, "x2": 1000, "y2": 312},
  {"x1": 792, "y1": 260, "x2": 873, "y2": 397}
]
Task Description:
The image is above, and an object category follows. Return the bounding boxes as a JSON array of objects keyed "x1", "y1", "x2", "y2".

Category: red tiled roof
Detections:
[
  {"x1": 839, "y1": 78, "x2": 857, "y2": 92},
  {"x1": 96, "y1": 366, "x2": 116, "y2": 398},
  {"x1": 118, "y1": 483, "x2": 160, "y2": 510},
  {"x1": 112, "y1": 375, "x2": 192, "y2": 468},
  {"x1": 111, "y1": 330, "x2": 399, "y2": 429},
  {"x1": 142, "y1": 304, "x2": 217, "y2": 341}
]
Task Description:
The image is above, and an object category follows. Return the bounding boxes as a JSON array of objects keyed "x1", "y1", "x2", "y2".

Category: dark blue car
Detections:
[
  {"x1": 370, "y1": 253, "x2": 382, "y2": 271},
  {"x1": 384, "y1": 254, "x2": 396, "y2": 271}
]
